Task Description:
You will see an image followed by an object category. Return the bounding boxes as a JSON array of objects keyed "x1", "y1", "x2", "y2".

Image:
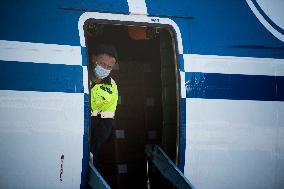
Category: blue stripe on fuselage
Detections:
[
  {"x1": 2, "y1": 60, "x2": 283, "y2": 102},
  {"x1": 0, "y1": 61, "x2": 83, "y2": 93},
  {"x1": 185, "y1": 72, "x2": 284, "y2": 101}
]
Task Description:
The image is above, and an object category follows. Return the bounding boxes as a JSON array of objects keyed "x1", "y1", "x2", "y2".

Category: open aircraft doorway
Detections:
[{"x1": 84, "y1": 20, "x2": 180, "y2": 189}]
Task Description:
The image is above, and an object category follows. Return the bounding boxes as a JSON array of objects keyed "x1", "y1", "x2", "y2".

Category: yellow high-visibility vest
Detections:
[{"x1": 90, "y1": 77, "x2": 118, "y2": 118}]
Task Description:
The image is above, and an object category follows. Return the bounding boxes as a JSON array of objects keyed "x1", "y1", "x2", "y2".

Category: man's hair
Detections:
[{"x1": 93, "y1": 44, "x2": 118, "y2": 61}]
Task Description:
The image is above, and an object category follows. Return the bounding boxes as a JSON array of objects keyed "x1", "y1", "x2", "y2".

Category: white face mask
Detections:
[{"x1": 93, "y1": 64, "x2": 111, "y2": 79}]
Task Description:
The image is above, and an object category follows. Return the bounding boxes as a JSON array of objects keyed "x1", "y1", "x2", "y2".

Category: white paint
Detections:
[
  {"x1": 0, "y1": 40, "x2": 82, "y2": 65},
  {"x1": 256, "y1": 0, "x2": 284, "y2": 31},
  {"x1": 184, "y1": 54, "x2": 284, "y2": 76},
  {"x1": 180, "y1": 71, "x2": 186, "y2": 98},
  {"x1": 184, "y1": 98, "x2": 284, "y2": 189},
  {"x1": 127, "y1": 0, "x2": 148, "y2": 15},
  {"x1": 78, "y1": 12, "x2": 183, "y2": 53},
  {"x1": 246, "y1": 0, "x2": 284, "y2": 42},
  {"x1": 83, "y1": 66, "x2": 89, "y2": 94},
  {"x1": 0, "y1": 91, "x2": 84, "y2": 188}
]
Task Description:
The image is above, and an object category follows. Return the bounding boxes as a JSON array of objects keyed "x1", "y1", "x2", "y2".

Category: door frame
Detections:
[{"x1": 78, "y1": 11, "x2": 186, "y2": 186}]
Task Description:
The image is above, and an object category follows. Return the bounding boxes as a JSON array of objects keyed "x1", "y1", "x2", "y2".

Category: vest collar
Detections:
[
  {"x1": 100, "y1": 76, "x2": 111, "y2": 85},
  {"x1": 90, "y1": 76, "x2": 111, "y2": 88}
]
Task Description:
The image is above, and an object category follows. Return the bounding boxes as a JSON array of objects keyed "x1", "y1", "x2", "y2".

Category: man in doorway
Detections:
[{"x1": 89, "y1": 44, "x2": 118, "y2": 169}]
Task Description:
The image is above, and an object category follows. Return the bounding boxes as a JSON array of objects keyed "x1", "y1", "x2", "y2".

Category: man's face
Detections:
[{"x1": 91, "y1": 54, "x2": 116, "y2": 70}]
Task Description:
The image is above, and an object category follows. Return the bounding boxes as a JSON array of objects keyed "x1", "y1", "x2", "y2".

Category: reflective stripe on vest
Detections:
[{"x1": 91, "y1": 110, "x2": 115, "y2": 118}]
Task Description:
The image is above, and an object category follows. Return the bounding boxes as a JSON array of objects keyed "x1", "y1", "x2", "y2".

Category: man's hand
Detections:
[{"x1": 89, "y1": 152, "x2": 94, "y2": 165}]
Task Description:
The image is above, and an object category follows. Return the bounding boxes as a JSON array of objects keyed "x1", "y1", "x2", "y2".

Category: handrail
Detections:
[
  {"x1": 145, "y1": 144, "x2": 195, "y2": 189},
  {"x1": 88, "y1": 162, "x2": 111, "y2": 189}
]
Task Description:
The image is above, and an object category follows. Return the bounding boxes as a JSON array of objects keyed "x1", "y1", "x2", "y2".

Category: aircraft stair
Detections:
[{"x1": 88, "y1": 144, "x2": 195, "y2": 189}]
